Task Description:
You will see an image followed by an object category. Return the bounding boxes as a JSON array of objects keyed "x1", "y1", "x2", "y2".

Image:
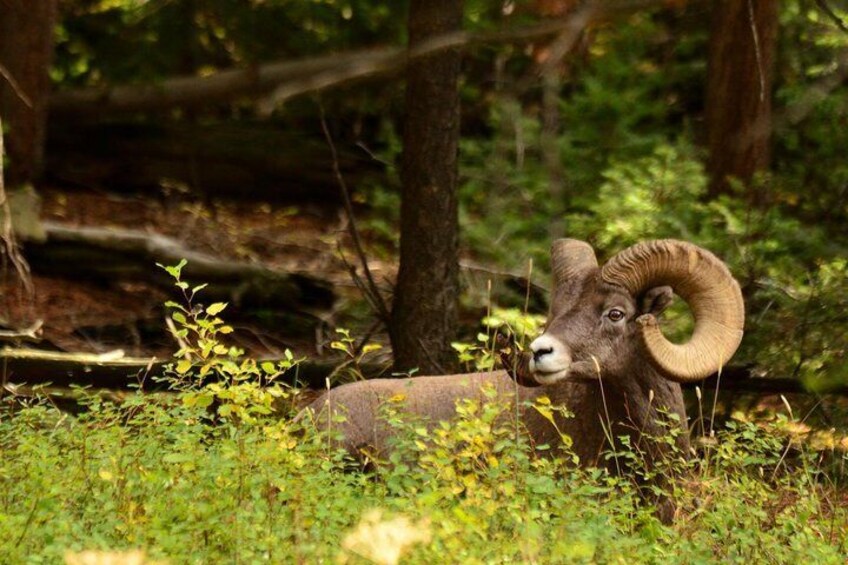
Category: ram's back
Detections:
[{"x1": 299, "y1": 371, "x2": 525, "y2": 455}]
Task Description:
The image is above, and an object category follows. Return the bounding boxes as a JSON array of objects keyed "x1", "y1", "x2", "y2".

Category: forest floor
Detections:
[{"x1": 0, "y1": 185, "x2": 396, "y2": 361}]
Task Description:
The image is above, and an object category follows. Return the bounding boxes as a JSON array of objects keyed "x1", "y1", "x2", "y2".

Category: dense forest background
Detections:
[
  {"x1": 0, "y1": 0, "x2": 846, "y2": 390},
  {"x1": 2, "y1": 2, "x2": 848, "y2": 563}
]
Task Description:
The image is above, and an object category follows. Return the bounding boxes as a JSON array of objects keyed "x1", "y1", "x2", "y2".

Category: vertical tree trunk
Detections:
[
  {"x1": 390, "y1": 0, "x2": 463, "y2": 374},
  {"x1": 705, "y1": 0, "x2": 778, "y2": 205},
  {"x1": 0, "y1": 0, "x2": 58, "y2": 186}
]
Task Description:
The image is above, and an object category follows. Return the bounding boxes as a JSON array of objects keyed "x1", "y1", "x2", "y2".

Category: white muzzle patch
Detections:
[{"x1": 529, "y1": 334, "x2": 572, "y2": 384}]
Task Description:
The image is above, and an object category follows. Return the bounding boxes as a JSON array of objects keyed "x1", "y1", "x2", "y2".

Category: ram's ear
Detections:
[{"x1": 640, "y1": 286, "x2": 674, "y2": 317}]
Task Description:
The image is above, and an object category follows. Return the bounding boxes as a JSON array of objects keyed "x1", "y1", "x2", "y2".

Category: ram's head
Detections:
[{"x1": 529, "y1": 239, "x2": 745, "y2": 385}]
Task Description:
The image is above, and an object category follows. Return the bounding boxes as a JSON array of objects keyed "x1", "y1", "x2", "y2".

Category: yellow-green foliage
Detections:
[
  {"x1": 2, "y1": 383, "x2": 846, "y2": 563},
  {"x1": 1, "y1": 269, "x2": 846, "y2": 563}
]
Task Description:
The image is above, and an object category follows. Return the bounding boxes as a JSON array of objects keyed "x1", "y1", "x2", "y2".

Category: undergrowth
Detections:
[
  {"x1": 1, "y1": 382, "x2": 846, "y2": 563},
  {"x1": 1, "y1": 272, "x2": 847, "y2": 564}
]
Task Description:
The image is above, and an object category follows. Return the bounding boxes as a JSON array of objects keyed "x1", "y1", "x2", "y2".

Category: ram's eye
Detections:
[{"x1": 607, "y1": 308, "x2": 626, "y2": 322}]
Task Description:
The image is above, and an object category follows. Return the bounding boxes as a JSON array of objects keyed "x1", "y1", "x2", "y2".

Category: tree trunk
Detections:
[
  {"x1": 705, "y1": 0, "x2": 778, "y2": 206},
  {"x1": 390, "y1": 0, "x2": 463, "y2": 375},
  {"x1": 0, "y1": 0, "x2": 58, "y2": 185}
]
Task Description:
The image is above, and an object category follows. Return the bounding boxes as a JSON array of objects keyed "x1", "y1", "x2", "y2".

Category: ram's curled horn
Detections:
[
  {"x1": 551, "y1": 239, "x2": 599, "y2": 303},
  {"x1": 600, "y1": 239, "x2": 745, "y2": 382}
]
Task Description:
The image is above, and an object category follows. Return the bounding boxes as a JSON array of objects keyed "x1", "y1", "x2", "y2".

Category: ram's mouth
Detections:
[
  {"x1": 530, "y1": 359, "x2": 600, "y2": 385},
  {"x1": 530, "y1": 367, "x2": 570, "y2": 385}
]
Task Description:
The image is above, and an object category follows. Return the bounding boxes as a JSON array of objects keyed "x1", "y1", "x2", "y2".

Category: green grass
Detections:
[{"x1": 1, "y1": 387, "x2": 846, "y2": 564}]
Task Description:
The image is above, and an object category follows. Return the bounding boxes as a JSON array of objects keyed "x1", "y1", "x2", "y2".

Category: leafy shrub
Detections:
[
  {"x1": 2, "y1": 379, "x2": 846, "y2": 562},
  {"x1": 3, "y1": 281, "x2": 846, "y2": 562}
]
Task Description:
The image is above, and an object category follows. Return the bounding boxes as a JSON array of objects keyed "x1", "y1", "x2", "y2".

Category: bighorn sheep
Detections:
[{"x1": 302, "y1": 239, "x2": 744, "y2": 470}]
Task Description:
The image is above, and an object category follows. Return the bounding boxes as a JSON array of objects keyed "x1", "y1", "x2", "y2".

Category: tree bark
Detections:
[
  {"x1": 390, "y1": 0, "x2": 464, "y2": 375},
  {"x1": 0, "y1": 0, "x2": 58, "y2": 185},
  {"x1": 705, "y1": 0, "x2": 778, "y2": 205}
]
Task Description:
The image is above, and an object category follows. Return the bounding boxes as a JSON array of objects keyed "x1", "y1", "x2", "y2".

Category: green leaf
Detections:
[
  {"x1": 533, "y1": 404, "x2": 556, "y2": 428},
  {"x1": 195, "y1": 394, "x2": 214, "y2": 409},
  {"x1": 157, "y1": 259, "x2": 187, "y2": 280},
  {"x1": 162, "y1": 452, "x2": 193, "y2": 464},
  {"x1": 206, "y1": 302, "x2": 228, "y2": 316}
]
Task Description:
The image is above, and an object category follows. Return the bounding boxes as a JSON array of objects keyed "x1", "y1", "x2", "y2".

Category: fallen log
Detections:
[
  {"x1": 25, "y1": 222, "x2": 335, "y2": 310},
  {"x1": 2, "y1": 347, "x2": 844, "y2": 397},
  {"x1": 49, "y1": 48, "x2": 397, "y2": 118},
  {"x1": 0, "y1": 347, "x2": 384, "y2": 391},
  {"x1": 0, "y1": 349, "x2": 167, "y2": 390},
  {"x1": 46, "y1": 121, "x2": 380, "y2": 203}
]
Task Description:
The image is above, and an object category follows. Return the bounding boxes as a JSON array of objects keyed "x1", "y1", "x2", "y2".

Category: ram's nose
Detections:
[
  {"x1": 530, "y1": 335, "x2": 560, "y2": 363},
  {"x1": 533, "y1": 346, "x2": 553, "y2": 364},
  {"x1": 528, "y1": 335, "x2": 572, "y2": 384},
  {"x1": 530, "y1": 334, "x2": 565, "y2": 370}
]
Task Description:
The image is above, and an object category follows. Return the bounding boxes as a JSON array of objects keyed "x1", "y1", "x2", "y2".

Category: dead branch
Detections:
[
  {"x1": 49, "y1": 48, "x2": 395, "y2": 117},
  {"x1": 320, "y1": 109, "x2": 391, "y2": 326},
  {"x1": 0, "y1": 63, "x2": 33, "y2": 107},
  {"x1": 0, "y1": 320, "x2": 43, "y2": 343},
  {"x1": 0, "y1": 347, "x2": 385, "y2": 390},
  {"x1": 0, "y1": 115, "x2": 34, "y2": 294},
  {"x1": 50, "y1": 0, "x2": 662, "y2": 118},
  {"x1": 814, "y1": 0, "x2": 848, "y2": 33},
  {"x1": 26, "y1": 222, "x2": 334, "y2": 310}
]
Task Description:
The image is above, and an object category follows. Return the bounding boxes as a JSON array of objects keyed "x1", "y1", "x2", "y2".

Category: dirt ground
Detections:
[{"x1": 0, "y1": 185, "x2": 396, "y2": 360}]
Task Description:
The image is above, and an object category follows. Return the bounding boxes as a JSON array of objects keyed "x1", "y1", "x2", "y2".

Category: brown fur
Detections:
[{"x1": 300, "y1": 272, "x2": 689, "y2": 469}]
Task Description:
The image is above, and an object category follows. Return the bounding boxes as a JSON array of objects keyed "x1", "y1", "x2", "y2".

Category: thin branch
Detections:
[
  {"x1": 537, "y1": 5, "x2": 594, "y2": 76},
  {"x1": 0, "y1": 320, "x2": 43, "y2": 343},
  {"x1": 0, "y1": 116, "x2": 34, "y2": 295},
  {"x1": 0, "y1": 64, "x2": 32, "y2": 107},
  {"x1": 335, "y1": 239, "x2": 384, "y2": 317},
  {"x1": 319, "y1": 108, "x2": 391, "y2": 326},
  {"x1": 747, "y1": 0, "x2": 766, "y2": 103},
  {"x1": 416, "y1": 336, "x2": 446, "y2": 375},
  {"x1": 814, "y1": 0, "x2": 848, "y2": 33},
  {"x1": 738, "y1": 44, "x2": 848, "y2": 142},
  {"x1": 459, "y1": 260, "x2": 548, "y2": 296},
  {"x1": 352, "y1": 318, "x2": 383, "y2": 358},
  {"x1": 780, "y1": 49, "x2": 848, "y2": 127},
  {"x1": 264, "y1": 1, "x2": 599, "y2": 111}
]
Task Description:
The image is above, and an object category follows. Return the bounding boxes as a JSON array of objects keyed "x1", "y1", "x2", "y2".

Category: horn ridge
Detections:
[
  {"x1": 601, "y1": 239, "x2": 745, "y2": 382},
  {"x1": 550, "y1": 239, "x2": 599, "y2": 308}
]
